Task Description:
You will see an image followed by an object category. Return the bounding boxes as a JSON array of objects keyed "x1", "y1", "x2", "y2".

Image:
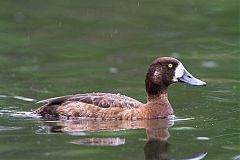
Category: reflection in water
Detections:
[
  {"x1": 38, "y1": 118, "x2": 174, "y2": 133},
  {"x1": 144, "y1": 128, "x2": 170, "y2": 160},
  {"x1": 39, "y1": 118, "x2": 173, "y2": 159},
  {"x1": 144, "y1": 140, "x2": 169, "y2": 160},
  {"x1": 37, "y1": 118, "x2": 207, "y2": 160}
]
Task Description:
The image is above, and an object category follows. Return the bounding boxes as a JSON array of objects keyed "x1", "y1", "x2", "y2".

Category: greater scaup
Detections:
[{"x1": 34, "y1": 57, "x2": 206, "y2": 120}]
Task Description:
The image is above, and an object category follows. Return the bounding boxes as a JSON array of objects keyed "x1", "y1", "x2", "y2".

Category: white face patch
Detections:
[
  {"x1": 172, "y1": 62, "x2": 185, "y2": 82},
  {"x1": 153, "y1": 70, "x2": 160, "y2": 77},
  {"x1": 153, "y1": 70, "x2": 161, "y2": 81}
]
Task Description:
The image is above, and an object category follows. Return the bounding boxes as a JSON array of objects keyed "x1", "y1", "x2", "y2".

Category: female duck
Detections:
[{"x1": 34, "y1": 57, "x2": 206, "y2": 120}]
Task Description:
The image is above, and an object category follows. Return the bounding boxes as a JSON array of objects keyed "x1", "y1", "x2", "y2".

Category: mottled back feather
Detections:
[{"x1": 37, "y1": 93, "x2": 143, "y2": 109}]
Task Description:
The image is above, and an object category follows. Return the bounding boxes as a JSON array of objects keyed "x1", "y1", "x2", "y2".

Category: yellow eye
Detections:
[{"x1": 168, "y1": 63, "x2": 173, "y2": 68}]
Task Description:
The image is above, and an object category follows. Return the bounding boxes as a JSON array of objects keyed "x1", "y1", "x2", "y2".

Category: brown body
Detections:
[
  {"x1": 35, "y1": 92, "x2": 173, "y2": 120},
  {"x1": 34, "y1": 57, "x2": 206, "y2": 120}
]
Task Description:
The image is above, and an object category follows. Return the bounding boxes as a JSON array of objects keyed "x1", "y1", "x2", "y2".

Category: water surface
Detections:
[{"x1": 0, "y1": 0, "x2": 239, "y2": 160}]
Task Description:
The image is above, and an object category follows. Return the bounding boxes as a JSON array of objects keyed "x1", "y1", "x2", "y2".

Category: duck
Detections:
[{"x1": 34, "y1": 57, "x2": 206, "y2": 120}]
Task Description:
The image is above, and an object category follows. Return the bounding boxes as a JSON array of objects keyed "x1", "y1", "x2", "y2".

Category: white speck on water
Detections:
[
  {"x1": 68, "y1": 132, "x2": 87, "y2": 136},
  {"x1": 43, "y1": 152, "x2": 51, "y2": 156},
  {"x1": 196, "y1": 137, "x2": 210, "y2": 140},
  {"x1": 138, "y1": 138, "x2": 147, "y2": 142},
  {"x1": 109, "y1": 67, "x2": 118, "y2": 74},
  {"x1": 0, "y1": 95, "x2": 8, "y2": 98},
  {"x1": 172, "y1": 127, "x2": 196, "y2": 131},
  {"x1": 201, "y1": 61, "x2": 218, "y2": 68}
]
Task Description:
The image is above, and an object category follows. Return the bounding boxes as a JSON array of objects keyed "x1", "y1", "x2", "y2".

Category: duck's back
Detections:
[{"x1": 34, "y1": 93, "x2": 143, "y2": 119}]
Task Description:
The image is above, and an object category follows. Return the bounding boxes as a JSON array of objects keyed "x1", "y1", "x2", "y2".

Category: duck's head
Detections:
[{"x1": 145, "y1": 57, "x2": 206, "y2": 95}]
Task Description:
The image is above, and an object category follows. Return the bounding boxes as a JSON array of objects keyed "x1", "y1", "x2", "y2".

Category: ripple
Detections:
[
  {"x1": 210, "y1": 90, "x2": 232, "y2": 94},
  {"x1": 185, "y1": 152, "x2": 208, "y2": 160},
  {"x1": 196, "y1": 137, "x2": 210, "y2": 140},
  {"x1": 0, "y1": 107, "x2": 41, "y2": 119},
  {"x1": 171, "y1": 127, "x2": 196, "y2": 131},
  {"x1": 10, "y1": 112, "x2": 41, "y2": 118},
  {"x1": 0, "y1": 109, "x2": 17, "y2": 113},
  {"x1": 0, "y1": 126, "x2": 23, "y2": 131},
  {"x1": 69, "y1": 137, "x2": 125, "y2": 146},
  {"x1": 68, "y1": 132, "x2": 87, "y2": 136},
  {"x1": 0, "y1": 95, "x2": 8, "y2": 98},
  {"x1": 35, "y1": 126, "x2": 53, "y2": 135},
  {"x1": 13, "y1": 96, "x2": 35, "y2": 102},
  {"x1": 222, "y1": 145, "x2": 240, "y2": 151},
  {"x1": 233, "y1": 155, "x2": 240, "y2": 160},
  {"x1": 170, "y1": 117, "x2": 195, "y2": 122},
  {"x1": 0, "y1": 95, "x2": 35, "y2": 102},
  {"x1": 206, "y1": 95, "x2": 230, "y2": 103}
]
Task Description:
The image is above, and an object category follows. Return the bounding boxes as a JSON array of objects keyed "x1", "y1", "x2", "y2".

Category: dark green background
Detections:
[{"x1": 0, "y1": 0, "x2": 239, "y2": 159}]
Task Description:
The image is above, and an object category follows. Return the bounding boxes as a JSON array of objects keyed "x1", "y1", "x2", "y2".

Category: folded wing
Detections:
[{"x1": 37, "y1": 93, "x2": 143, "y2": 109}]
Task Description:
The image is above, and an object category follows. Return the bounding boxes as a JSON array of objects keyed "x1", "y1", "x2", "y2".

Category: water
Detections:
[{"x1": 0, "y1": 0, "x2": 239, "y2": 160}]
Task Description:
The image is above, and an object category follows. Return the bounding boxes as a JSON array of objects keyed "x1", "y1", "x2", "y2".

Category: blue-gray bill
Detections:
[{"x1": 178, "y1": 70, "x2": 207, "y2": 86}]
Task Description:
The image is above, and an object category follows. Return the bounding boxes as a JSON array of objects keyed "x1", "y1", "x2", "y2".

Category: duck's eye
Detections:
[{"x1": 167, "y1": 63, "x2": 173, "y2": 68}]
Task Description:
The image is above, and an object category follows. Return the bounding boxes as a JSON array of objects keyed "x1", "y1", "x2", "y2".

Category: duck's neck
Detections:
[
  {"x1": 146, "y1": 89, "x2": 173, "y2": 118},
  {"x1": 147, "y1": 90, "x2": 168, "y2": 103}
]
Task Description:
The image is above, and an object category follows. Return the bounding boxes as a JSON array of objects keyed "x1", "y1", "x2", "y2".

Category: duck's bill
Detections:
[{"x1": 178, "y1": 70, "x2": 206, "y2": 86}]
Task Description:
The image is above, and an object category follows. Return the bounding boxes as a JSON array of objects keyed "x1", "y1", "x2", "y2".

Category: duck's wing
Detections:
[{"x1": 37, "y1": 93, "x2": 143, "y2": 109}]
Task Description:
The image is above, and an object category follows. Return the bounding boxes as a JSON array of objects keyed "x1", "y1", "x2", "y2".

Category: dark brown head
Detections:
[{"x1": 145, "y1": 57, "x2": 206, "y2": 96}]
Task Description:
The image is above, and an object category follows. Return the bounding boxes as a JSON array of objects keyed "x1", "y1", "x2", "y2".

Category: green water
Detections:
[{"x1": 0, "y1": 0, "x2": 239, "y2": 160}]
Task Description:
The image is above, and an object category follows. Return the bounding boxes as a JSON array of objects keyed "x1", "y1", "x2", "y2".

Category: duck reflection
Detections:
[
  {"x1": 38, "y1": 118, "x2": 173, "y2": 160},
  {"x1": 144, "y1": 127, "x2": 170, "y2": 160}
]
